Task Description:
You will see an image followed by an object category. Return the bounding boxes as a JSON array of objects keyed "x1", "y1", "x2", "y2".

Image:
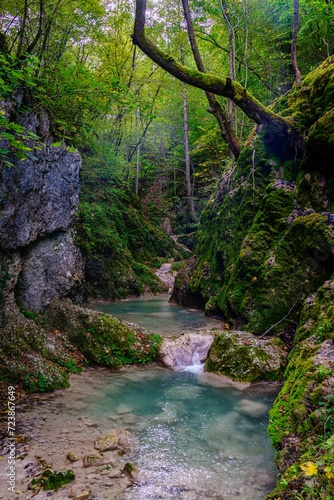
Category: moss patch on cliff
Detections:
[
  {"x1": 76, "y1": 161, "x2": 185, "y2": 301},
  {"x1": 172, "y1": 57, "x2": 334, "y2": 341},
  {"x1": 266, "y1": 280, "x2": 334, "y2": 499}
]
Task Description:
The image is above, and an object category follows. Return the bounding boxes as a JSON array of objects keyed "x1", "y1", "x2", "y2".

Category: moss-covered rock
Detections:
[
  {"x1": 0, "y1": 312, "x2": 85, "y2": 392},
  {"x1": 205, "y1": 329, "x2": 287, "y2": 382},
  {"x1": 266, "y1": 280, "x2": 334, "y2": 499},
  {"x1": 0, "y1": 297, "x2": 162, "y2": 390},
  {"x1": 29, "y1": 469, "x2": 75, "y2": 491},
  {"x1": 43, "y1": 299, "x2": 162, "y2": 368},
  {"x1": 173, "y1": 57, "x2": 334, "y2": 340}
]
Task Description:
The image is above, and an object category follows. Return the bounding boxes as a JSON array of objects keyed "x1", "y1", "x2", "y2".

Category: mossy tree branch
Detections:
[{"x1": 133, "y1": 0, "x2": 299, "y2": 145}]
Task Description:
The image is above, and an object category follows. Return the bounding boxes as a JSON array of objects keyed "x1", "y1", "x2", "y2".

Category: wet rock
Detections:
[
  {"x1": 67, "y1": 451, "x2": 79, "y2": 462},
  {"x1": 205, "y1": 330, "x2": 287, "y2": 382},
  {"x1": 122, "y1": 413, "x2": 137, "y2": 425},
  {"x1": 83, "y1": 453, "x2": 111, "y2": 468},
  {"x1": 116, "y1": 404, "x2": 132, "y2": 415},
  {"x1": 122, "y1": 462, "x2": 139, "y2": 481},
  {"x1": 160, "y1": 332, "x2": 214, "y2": 368},
  {"x1": 72, "y1": 490, "x2": 92, "y2": 500},
  {"x1": 235, "y1": 399, "x2": 268, "y2": 418},
  {"x1": 94, "y1": 433, "x2": 118, "y2": 451},
  {"x1": 108, "y1": 468, "x2": 123, "y2": 478}
]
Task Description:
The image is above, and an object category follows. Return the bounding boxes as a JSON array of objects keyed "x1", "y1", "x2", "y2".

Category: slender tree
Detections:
[
  {"x1": 180, "y1": 45, "x2": 195, "y2": 217},
  {"x1": 291, "y1": 0, "x2": 301, "y2": 86},
  {"x1": 181, "y1": 0, "x2": 240, "y2": 158}
]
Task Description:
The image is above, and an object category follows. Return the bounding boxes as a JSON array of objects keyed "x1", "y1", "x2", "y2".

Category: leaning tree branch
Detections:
[{"x1": 133, "y1": 0, "x2": 296, "y2": 142}]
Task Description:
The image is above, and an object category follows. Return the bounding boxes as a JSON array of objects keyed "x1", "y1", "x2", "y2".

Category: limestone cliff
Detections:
[
  {"x1": 171, "y1": 56, "x2": 334, "y2": 499},
  {"x1": 171, "y1": 56, "x2": 334, "y2": 341},
  {"x1": 0, "y1": 149, "x2": 84, "y2": 319}
]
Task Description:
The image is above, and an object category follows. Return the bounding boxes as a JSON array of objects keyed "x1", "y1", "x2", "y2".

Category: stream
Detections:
[
  {"x1": 89, "y1": 294, "x2": 218, "y2": 337},
  {"x1": 1, "y1": 296, "x2": 279, "y2": 499}
]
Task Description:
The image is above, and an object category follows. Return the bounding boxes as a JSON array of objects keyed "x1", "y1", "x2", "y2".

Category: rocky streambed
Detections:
[
  {"x1": 0, "y1": 368, "x2": 144, "y2": 500},
  {"x1": 0, "y1": 362, "x2": 281, "y2": 500}
]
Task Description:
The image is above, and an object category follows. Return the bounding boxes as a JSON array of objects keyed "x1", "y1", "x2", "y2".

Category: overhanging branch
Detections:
[{"x1": 133, "y1": 0, "x2": 295, "y2": 141}]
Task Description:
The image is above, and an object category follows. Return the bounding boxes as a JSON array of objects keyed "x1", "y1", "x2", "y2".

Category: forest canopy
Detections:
[{"x1": 1, "y1": 0, "x2": 333, "y2": 221}]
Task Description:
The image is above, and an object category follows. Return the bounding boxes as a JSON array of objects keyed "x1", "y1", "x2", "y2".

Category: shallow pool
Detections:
[
  {"x1": 88, "y1": 294, "x2": 218, "y2": 337},
  {"x1": 80, "y1": 365, "x2": 278, "y2": 500}
]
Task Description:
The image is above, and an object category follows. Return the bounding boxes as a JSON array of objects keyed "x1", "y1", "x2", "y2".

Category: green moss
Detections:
[
  {"x1": 30, "y1": 469, "x2": 75, "y2": 491},
  {"x1": 43, "y1": 299, "x2": 163, "y2": 368},
  {"x1": 205, "y1": 330, "x2": 286, "y2": 382},
  {"x1": 295, "y1": 279, "x2": 334, "y2": 344},
  {"x1": 76, "y1": 161, "x2": 181, "y2": 301}
]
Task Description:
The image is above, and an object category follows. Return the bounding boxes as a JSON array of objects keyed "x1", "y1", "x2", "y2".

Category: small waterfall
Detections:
[
  {"x1": 182, "y1": 352, "x2": 205, "y2": 373},
  {"x1": 160, "y1": 333, "x2": 214, "y2": 372}
]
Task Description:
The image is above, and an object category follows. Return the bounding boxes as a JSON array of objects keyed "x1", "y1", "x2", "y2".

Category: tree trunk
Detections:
[
  {"x1": 132, "y1": 0, "x2": 300, "y2": 151},
  {"x1": 221, "y1": 0, "x2": 236, "y2": 122},
  {"x1": 181, "y1": 0, "x2": 240, "y2": 158},
  {"x1": 181, "y1": 46, "x2": 195, "y2": 218},
  {"x1": 135, "y1": 106, "x2": 140, "y2": 195},
  {"x1": 292, "y1": 0, "x2": 301, "y2": 87}
]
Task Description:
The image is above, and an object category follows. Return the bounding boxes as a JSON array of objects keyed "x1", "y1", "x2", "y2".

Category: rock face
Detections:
[
  {"x1": 0, "y1": 146, "x2": 81, "y2": 249},
  {"x1": 16, "y1": 232, "x2": 83, "y2": 312},
  {"x1": 160, "y1": 332, "x2": 214, "y2": 368},
  {"x1": 171, "y1": 58, "x2": 334, "y2": 338},
  {"x1": 0, "y1": 110, "x2": 83, "y2": 317}
]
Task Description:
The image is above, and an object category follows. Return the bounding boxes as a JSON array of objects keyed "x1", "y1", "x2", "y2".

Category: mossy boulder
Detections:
[
  {"x1": 43, "y1": 299, "x2": 162, "y2": 368},
  {"x1": 0, "y1": 297, "x2": 162, "y2": 390},
  {"x1": 0, "y1": 312, "x2": 85, "y2": 392},
  {"x1": 205, "y1": 330, "x2": 287, "y2": 382}
]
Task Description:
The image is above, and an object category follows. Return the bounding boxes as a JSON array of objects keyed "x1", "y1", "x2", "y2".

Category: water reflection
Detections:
[{"x1": 88, "y1": 294, "x2": 218, "y2": 337}]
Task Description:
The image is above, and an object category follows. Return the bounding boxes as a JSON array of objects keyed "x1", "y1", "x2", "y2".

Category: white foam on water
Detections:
[
  {"x1": 181, "y1": 352, "x2": 205, "y2": 373},
  {"x1": 182, "y1": 363, "x2": 204, "y2": 373}
]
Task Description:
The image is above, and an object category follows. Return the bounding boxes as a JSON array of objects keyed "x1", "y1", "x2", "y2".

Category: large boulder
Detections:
[
  {"x1": 205, "y1": 330, "x2": 287, "y2": 382},
  {"x1": 0, "y1": 109, "x2": 84, "y2": 315},
  {"x1": 16, "y1": 231, "x2": 84, "y2": 312},
  {"x1": 0, "y1": 146, "x2": 81, "y2": 250}
]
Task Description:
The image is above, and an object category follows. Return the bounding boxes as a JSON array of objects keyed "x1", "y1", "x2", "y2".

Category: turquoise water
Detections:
[
  {"x1": 82, "y1": 366, "x2": 278, "y2": 500},
  {"x1": 86, "y1": 296, "x2": 278, "y2": 498},
  {"x1": 88, "y1": 294, "x2": 218, "y2": 337}
]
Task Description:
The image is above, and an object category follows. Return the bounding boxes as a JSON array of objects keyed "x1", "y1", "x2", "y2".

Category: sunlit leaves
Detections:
[{"x1": 300, "y1": 461, "x2": 318, "y2": 476}]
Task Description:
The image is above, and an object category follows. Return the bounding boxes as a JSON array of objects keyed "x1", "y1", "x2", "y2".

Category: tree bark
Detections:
[
  {"x1": 181, "y1": 0, "x2": 240, "y2": 158},
  {"x1": 292, "y1": 0, "x2": 301, "y2": 87},
  {"x1": 221, "y1": 0, "x2": 236, "y2": 122},
  {"x1": 132, "y1": 0, "x2": 296, "y2": 145},
  {"x1": 181, "y1": 46, "x2": 195, "y2": 218}
]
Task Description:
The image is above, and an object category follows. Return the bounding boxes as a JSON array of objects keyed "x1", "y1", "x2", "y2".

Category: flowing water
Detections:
[
  {"x1": 85, "y1": 296, "x2": 279, "y2": 499},
  {"x1": 82, "y1": 366, "x2": 278, "y2": 500},
  {"x1": 89, "y1": 294, "x2": 218, "y2": 337}
]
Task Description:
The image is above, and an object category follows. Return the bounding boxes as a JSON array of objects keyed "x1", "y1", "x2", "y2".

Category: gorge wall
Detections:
[
  {"x1": 0, "y1": 108, "x2": 84, "y2": 321},
  {"x1": 171, "y1": 56, "x2": 334, "y2": 499}
]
